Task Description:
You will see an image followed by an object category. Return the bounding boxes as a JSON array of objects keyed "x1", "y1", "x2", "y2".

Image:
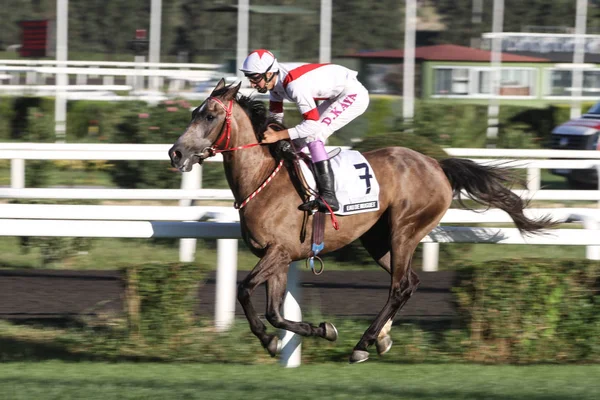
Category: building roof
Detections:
[{"x1": 345, "y1": 44, "x2": 551, "y2": 63}]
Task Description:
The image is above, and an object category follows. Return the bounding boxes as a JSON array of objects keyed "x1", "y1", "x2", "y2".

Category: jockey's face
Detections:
[{"x1": 246, "y1": 72, "x2": 275, "y2": 94}]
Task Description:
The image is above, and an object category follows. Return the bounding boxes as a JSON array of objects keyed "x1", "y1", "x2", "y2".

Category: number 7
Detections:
[{"x1": 354, "y1": 163, "x2": 373, "y2": 194}]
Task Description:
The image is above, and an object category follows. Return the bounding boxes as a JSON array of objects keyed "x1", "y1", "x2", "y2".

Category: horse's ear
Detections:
[
  {"x1": 212, "y1": 78, "x2": 227, "y2": 93},
  {"x1": 223, "y1": 81, "x2": 242, "y2": 100}
]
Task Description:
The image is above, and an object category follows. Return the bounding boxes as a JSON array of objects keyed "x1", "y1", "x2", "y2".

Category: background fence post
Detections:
[
  {"x1": 527, "y1": 167, "x2": 541, "y2": 192},
  {"x1": 214, "y1": 211, "x2": 238, "y2": 332},
  {"x1": 280, "y1": 262, "x2": 302, "y2": 368},
  {"x1": 422, "y1": 242, "x2": 439, "y2": 271},
  {"x1": 583, "y1": 217, "x2": 600, "y2": 260},
  {"x1": 10, "y1": 159, "x2": 25, "y2": 189},
  {"x1": 179, "y1": 163, "x2": 202, "y2": 262}
]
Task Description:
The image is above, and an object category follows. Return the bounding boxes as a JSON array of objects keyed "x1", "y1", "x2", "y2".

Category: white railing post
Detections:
[
  {"x1": 134, "y1": 56, "x2": 145, "y2": 91},
  {"x1": 527, "y1": 167, "x2": 541, "y2": 192},
  {"x1": 422, "y1": 242, "x2": 439, "y2": 271},
  {"x1": 26, "y1": 70, "x2": 37, "y2": 85},
  {"x1": 214, "y1": 212, "x2": 238, "y2": 332},
  {"x1": 55, "y1": 0, "x2": 68, "y2": 143},
  {"x1": 10, "y1": 159, "x2": 25, "y2": 189},
  {"x1": 178, "y1": 163, "x2": 202, "y2": 262},
  {"x1": 280, "y1": 262, "x2": 302, "y2": 368},
  {"x1": 596, "y1": 165, "x2": 600, "y2": 209},
  {"x1": 583, "y1": 216, "x2": 600, "y2": 260}
]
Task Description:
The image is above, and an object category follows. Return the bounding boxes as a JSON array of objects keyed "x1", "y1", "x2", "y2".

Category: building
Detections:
[{"x1": 343, "y1": 44, "x2": 600, "y2": 105}]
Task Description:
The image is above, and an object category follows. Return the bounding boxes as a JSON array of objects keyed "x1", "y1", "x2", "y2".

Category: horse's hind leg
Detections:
[
  {"x1": 264, "y1": 270, "x2": 338, "y2": 347},
  {"x1": 360, "y1": 221, "x2": 396, "y2": 356},
  {"x1": 350, "y1": 237, "x2": 420, "y2": 364}
]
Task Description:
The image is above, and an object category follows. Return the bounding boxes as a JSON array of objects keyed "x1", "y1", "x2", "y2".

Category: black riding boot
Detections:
[{"x1": 298, "y1": 160, "x2": 340, "y2": 212}]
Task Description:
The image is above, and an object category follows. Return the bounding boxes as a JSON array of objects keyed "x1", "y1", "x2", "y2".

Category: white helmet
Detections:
[{"x1": 240, "y1": 49, "x2": 279, "y2": 75}]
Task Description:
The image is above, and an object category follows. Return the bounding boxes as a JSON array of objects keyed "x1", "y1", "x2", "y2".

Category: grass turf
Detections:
[{"x1": 2, "y1": 361, "x2": 599, "y2": 400}]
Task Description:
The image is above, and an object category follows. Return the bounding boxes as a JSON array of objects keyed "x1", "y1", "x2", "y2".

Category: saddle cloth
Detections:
[{"x1": 299, "y1": 149, "x2": 380, "y2": 215}]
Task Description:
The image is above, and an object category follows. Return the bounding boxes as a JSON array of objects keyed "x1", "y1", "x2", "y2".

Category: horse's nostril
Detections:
[{"x1": 172, "y1": 150, "x2": 182, "y2": 162}]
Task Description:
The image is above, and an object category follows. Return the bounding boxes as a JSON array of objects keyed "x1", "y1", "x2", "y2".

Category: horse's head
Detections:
[{"x1": 169, "y1": 78, "x2": 241, "y2": 171}]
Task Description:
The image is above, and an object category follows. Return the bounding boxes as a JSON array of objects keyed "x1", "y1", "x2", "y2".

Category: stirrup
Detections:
[
  {"x1": 298, "y1": 198, "x2": 339, "y2": 213},
  {"x1": 298, "y1": 199, "x2": 318, "y2": 212}
]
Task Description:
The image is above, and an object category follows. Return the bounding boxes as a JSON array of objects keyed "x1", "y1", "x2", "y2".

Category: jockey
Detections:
[{"x1": 240, "y1": 49, "x2": 370, "y2": 213}]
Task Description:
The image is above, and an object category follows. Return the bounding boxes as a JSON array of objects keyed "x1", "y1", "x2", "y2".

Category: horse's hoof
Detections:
[
  {"x1": 320, "y1": 322, "x2": 338, "y2": 342},
  {"x1": 266, "y1": 335, "x2": 280, "y2": 357},
  {"x1": 349, "y1": 350, "x2": 369, "y2": 364},
  {"x1": 376, "y1": 335, "x2": 393, "y2": 356}
]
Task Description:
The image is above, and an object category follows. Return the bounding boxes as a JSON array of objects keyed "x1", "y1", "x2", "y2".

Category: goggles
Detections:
[{"x1": 245, "y1": 73, "x2": 264, "y2": 84}]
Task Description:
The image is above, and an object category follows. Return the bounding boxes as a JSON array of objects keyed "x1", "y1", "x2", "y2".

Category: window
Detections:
[
  {"x1": 548, "y1": 70, "x2": 572, "y2": 96},
  {"x1": 434, "y1": 68, "x2": 469, "y2": 95},
  {"x1": 498, "y1": 69, "x2": 534, "y2": 96},
  {"x1": 434, "y1": 67, "x2": 536, "y2": 97},
  {"x1": 548, "y1": 69, "x2": 600, "y2": 97}
]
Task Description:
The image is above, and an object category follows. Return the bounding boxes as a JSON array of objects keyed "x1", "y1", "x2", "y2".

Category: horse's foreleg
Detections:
[
  {"x1": 264, "y1": 270, "x2": 338, "y2": 342},
  {"x1": 237, "y1": 245, "x2": 291, "y2": 356}
]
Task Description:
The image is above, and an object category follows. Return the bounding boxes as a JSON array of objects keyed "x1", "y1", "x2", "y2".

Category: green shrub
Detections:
[
  {"x1": 454, "y1": 258, "x2": 600, "y2": 363},
  {"x1": 24, "y1": 107, "x2": 55, "y2": 187},
  {"x1": 497, "y1": 122, "x2": 540, "y2": 149},
  {"x1": 66, "y1": 100, "x2": 123, "y2": 142},
  {"x1": 410, "y1": 101, "x2": 489, "y2": 148},
  {"x1": 107, "y1": 100, "x2": 191, "y2": 188},
  {"x1": 123, "y1": 262, "x2": 205, "y2": 343},
  {"x1": 353, "y1": 129, "x2": 448, "y2": 160},
  {"x1": 0, "y1": 97, "x2": 15, "y2": 141}
]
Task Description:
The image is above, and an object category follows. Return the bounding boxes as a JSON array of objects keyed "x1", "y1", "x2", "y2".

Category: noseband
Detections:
[{"x1": 204, "y1": 97, "x2": 233, "y2": 157}]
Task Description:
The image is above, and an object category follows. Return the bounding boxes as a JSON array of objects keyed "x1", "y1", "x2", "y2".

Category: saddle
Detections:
[{"x1": 273, "y1": 140, "x2": 341, "y2": 203}]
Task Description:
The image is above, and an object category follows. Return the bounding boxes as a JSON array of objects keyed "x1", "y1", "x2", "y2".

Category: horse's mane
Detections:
[{"x1": 211, "y1": 85, "x2": 286, "y2": 141}]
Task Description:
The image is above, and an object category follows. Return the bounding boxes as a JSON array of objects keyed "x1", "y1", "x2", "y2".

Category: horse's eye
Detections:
[{"x1": 206, "y1": 114, "x2": 215, "y2": 121}]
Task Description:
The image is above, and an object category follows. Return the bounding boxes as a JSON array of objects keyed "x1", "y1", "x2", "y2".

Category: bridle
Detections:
[
  {"x1": 199, "y1": 96, "x2": 284, "y2": 210},
  {"x1": 200, "y1": 97, "x2": 252, "y2": 157}
]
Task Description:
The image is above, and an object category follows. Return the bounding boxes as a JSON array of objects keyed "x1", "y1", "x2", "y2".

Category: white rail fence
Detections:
[
  {"x1": 0, "y1": 60, "x2": 221, "y2": 99},
  {"x1": 3, "y1": 143, "x2": 600, "y2": 267}
]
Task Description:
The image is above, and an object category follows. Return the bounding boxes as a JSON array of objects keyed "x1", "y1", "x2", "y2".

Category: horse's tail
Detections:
[{"x1": 439, "y1": 158, "x2": 557, "y2": 234}]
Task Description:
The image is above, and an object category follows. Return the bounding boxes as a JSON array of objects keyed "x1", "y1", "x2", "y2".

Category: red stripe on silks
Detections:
[
  {"x1": 302, "y1": 108, "x2": 320, "y2": 121},
  {"x1": 283, "y1": 63, "x2": 329, "y2": 88},
  {"x1": 314, "y1": 97, "x2": 329, "y2": 101},
  {"x1": 269, "y1": 101, "x2": 283, "y2": 113}
]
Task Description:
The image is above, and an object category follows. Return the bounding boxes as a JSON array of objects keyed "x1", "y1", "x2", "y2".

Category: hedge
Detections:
[
  {"x1": 454, "y1": 258, "x2": 600, "y2": 363},
  {"x1": 1, "y1": 258, "x2": 598, "y2": 364},
  {"x1": 112, "y1": 258, "x2": 598, "y2": 364}
]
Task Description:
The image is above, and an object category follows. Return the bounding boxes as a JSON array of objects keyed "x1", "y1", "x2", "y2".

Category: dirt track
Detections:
[{"x1": 0, "y1": 269, "x2": 457, "y2": 321}]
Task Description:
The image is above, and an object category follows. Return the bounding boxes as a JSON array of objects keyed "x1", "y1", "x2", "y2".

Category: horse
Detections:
[{"x1": 169, "y1": 79, "x2": 555, "y2": 364}]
